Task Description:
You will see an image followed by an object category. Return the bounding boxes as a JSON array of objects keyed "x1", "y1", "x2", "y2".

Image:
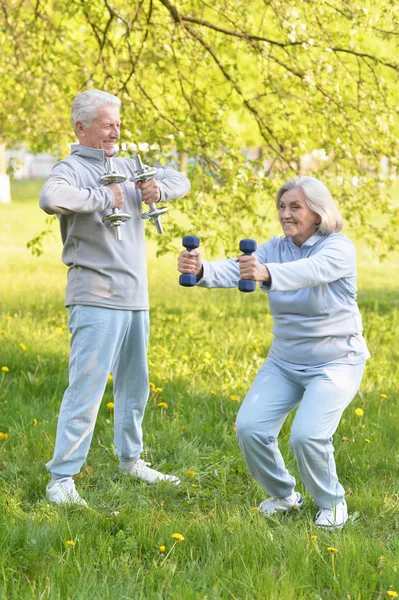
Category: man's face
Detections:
[{"x1": 76, "y1": 105, "x2": 121, "y2": 157}]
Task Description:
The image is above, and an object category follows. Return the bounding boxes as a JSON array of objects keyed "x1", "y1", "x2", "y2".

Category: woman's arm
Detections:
[{"x1": 262, "y1": 236, "x2": 356, "y2": 292}]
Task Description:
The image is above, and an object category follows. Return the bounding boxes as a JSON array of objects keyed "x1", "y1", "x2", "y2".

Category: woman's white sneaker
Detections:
[
  {"x1": 46, "y1": 477, "x2": 88, "y2": 506},
  {"x1": 259, "y1": 491, "x2": 303, "y2": 515},
  {"x1": 120, "y1": 459, "x2": 181, "y2": 485},
  {"x1": 315, "y1": 500, "x2": 348, "y2": 529}
]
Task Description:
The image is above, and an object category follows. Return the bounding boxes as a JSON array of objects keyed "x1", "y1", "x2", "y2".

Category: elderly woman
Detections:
[{"x1": 178, "y1": 176, "x2": 369, "y2": 529}]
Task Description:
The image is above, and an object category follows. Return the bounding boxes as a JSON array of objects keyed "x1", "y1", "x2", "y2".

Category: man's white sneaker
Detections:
[
  {"x1": 46, "y1": 477, "x2": 88, "y2": 506},
  {"x1": 315, "y1": 500, "x2": 348, "y2": 529},
  {"x1": 120, "y1": 459, "x2": 181, "y2": 485},
  {"x1": 259, "y1": 491, "x2": 303, "y2": 516}
]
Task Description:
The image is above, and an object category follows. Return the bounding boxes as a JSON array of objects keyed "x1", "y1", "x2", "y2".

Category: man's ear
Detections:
[{"x1": 76, "y1": 121, "x2": 85, "y2": 136}]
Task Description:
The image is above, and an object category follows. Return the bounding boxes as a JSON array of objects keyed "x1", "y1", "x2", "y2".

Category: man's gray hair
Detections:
[
  {"x1": 71, "y1": 89, "x2": 121, "y2": 135},
  {"x1": 276, "y1": 176, "x2": 343, "y2": 234}
]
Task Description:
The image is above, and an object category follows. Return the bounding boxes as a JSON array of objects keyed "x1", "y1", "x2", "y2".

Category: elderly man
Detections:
[{"x1": 40, "y1": 89, "x2": 190, "y2": 505}]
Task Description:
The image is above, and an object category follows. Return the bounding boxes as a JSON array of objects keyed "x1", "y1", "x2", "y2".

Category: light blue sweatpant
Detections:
[
  {"x1": 236, "y1": 358, "x2": 365, "y2": 508},
  {"x1": 46, "y1": 305, "x2": 149, "y2": 479}
]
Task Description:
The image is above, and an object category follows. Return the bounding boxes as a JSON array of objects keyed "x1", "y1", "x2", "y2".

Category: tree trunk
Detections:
[{"x1": 179, "y1": 150, "x2": 188, "y2": 175}]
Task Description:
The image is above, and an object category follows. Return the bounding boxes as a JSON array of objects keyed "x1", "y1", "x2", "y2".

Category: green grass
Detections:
[{"x1": 0, "y1": 180, "x2": 398, "y2": 599}]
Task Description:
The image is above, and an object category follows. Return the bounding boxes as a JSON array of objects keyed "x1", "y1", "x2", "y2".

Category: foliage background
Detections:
[{"x1": 1, "y1": 0, "x2": 399, "y2": 254}]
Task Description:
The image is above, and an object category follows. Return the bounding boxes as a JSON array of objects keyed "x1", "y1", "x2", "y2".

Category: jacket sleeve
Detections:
[
  {"x1": 39, "y1": 162, "x2": 115, "y2": 215},
  {"x1": 155, "y1": 167, "x2": 191, "y2": 202},
  {"x1": 261, "y1": 236, "x2": 356, "y2": 292},
  {"x1": 197, "y1": 243, "x2": 269, "y2": 289}
]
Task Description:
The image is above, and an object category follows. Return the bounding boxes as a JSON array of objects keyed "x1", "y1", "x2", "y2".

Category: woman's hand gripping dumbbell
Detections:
[
  {"x1": 178, "y1": 236, "x2": 202, "y2": 287},
  {"x1": 236, "y1": 239, "x2": 270, "y2": 292}
]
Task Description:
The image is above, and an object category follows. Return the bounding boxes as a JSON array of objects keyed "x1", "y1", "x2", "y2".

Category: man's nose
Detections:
[{"x1": 110, "y1": 126, "x2": 119, "y2": 139}]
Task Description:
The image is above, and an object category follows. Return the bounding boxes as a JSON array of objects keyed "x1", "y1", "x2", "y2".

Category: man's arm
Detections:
[
  {"x1": 155, "y1": 167, "x2": 191, "y2": 202},
  {"x1": 39, "y1": 162, "x2": 115, "y2": 215}
]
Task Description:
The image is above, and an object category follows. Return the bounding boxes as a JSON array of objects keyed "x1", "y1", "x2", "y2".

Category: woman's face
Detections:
[{"x1": 278, "y1": 188, "x2": 321, "y2": 246}]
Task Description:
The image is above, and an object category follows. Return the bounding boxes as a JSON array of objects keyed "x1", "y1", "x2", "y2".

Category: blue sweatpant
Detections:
[
  {"x1": 236, "y1": 358, "x2": 365, "y2": 508},
  {"x1": 46, "y1": 305, "x2": 149, "y2": 479}
]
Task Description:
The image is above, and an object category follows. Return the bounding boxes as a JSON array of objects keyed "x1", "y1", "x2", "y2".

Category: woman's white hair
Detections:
[
  {"x1": 71, "y1": 89, "x2": 121, "y2": 135},
  {"x1": 276, "y1": 176, "x2": 343, "y2": 234}
]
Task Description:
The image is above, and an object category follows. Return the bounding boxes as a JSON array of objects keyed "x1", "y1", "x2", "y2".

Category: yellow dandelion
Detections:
[
  {"x1": 387, "y1": 592, "x2": 399, "y2": 598},
  {"x1": 204, "y1": 352, "x2": 212, "y2": 359},
  {"x1": 159, "y1": 545, "x2": 166, "y2": 553},
  {"x1": 66, "y1": 540, "x2": 75, "y2": 547},
  {"x1": 107, "y1": 374, "x2": 113, "y2": 382},
  {"x1": 171, "y1": 533, "x2": 184, "y2": 542},
  {"x1": 20, "y1": 343, "x2": 27, "y2": 351},
  {"x1": 106, "y1": 402, "x2": 114, "y2": 409},
  {"x1": 342, "y1": 436, "x2": 349, "y2": 442},
  {"x1": 181, "y1": 354, "x2": 189, "y2": 361},
  {"x1": 380, "y1": 393, "x2": 388, "y2": 399},
  {"x1": 230, "y1": 395, "x2": 239, "y2": 402},
  {"x1": 158, "y1": 402, "x2": 168, "y2": 408},
  {"x1": 311, "y1": 535, "x2": 317, "y2": 541},
  {"x1": 54, "y1": 327, "x2": 63, "y2": 334},
  {"x1": 155, "y1": 387, "x2": 163, "y2": 393},
  {"x1": 85, "y1": 466, "x2": 93, "y2": 475},
  {"x1": 149, "y1": 381, "x2": 156, "y2": 389},
  {"x1": 210, "y1": 391, "x2": 216, "y2": 396},
  {"x1": 250, "y1": 507, "x2": 260, "y2": 512},
  {"x1": 0, "y1": 433, "x2": 5, "y2": 440},
  {"x1": 33, "y1": 418, "x2": 38, "y2": 426},
  {"x1": 327, "y1": 547, "x2": 338, "y2": 553},
  {"x1": 186, "y1": 470, "x2": 195, "y2": 478},
  {"x1": 1, "y1": 366, "x2": 9, "y2": 372},
  {"x1": 191, "y1": 484, "x2": 198, "y2": 488},
  {"x1": 365, "y1": 438, "x2": 371, "y2": 444},
  {"x1": 355, "y1": 408, "x2": 364, "y2": 417},
  {"x1": 6, "y1": 316, "x2": 13, "y2": 321},
  {"x1": 1, "y1": 330, "x2": 7, "y2": 335}
]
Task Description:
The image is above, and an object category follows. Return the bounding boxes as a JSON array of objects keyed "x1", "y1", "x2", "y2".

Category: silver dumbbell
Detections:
[
  {"x1": 130, "y1": 154, "x2": 168, "y2": 234},
  {"x1": 100, "y1": 157, "x2": 131, "y2": 241}
]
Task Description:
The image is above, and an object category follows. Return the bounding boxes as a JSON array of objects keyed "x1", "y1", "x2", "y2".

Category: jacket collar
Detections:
[
  {"x1": 70, "y1": 144, "x2": 117, "y2": 163},
  {"x1": 285, "y1": 231, "x2": 324, "y2": 248}
]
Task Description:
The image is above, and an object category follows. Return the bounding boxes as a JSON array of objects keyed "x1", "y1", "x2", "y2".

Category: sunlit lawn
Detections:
[{"x1": 0, "y1": 180, "x2": 398, "y2": 599}]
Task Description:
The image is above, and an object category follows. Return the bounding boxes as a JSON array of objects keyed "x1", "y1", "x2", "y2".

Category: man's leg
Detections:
[
  {"x1": 114, "y1": 310, "x2": 180, "y2": 484},
  {"x1": 112, "y1": 310, "x2": 149, "y2": 461},
  {"x1": 236, "y1": 359, "x2": 303, "y2": 501},
  {"x1": 46, "y1": 305, "x2": 130, "y2": 480}
]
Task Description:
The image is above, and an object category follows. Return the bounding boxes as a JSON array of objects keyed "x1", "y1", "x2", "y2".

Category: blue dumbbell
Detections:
[
  {"x1": 238, "y1": 239, "x2": 257, "y2": 293},
  {"x1": 179, "y1": 235, "x2": 200, "y2": 287}
]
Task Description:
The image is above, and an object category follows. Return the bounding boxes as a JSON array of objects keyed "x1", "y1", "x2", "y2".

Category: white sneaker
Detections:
[
  {"x1": 259, "y1": 491, "x2": 303, "y2": 516},
  {"x1": 315, "y1": 500, "x2": 348, "y2": 529},
  {"x1": 120, "y1": 459, "x2": 181, "y2": 485},
  {"x1": 46, "y1": 477, "x2": 88, "y2": 506}
]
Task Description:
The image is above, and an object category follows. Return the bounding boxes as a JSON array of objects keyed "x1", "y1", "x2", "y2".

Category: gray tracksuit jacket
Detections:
[{"x1": 39, "y1": 144, "x2": 191, "y2": 310}]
